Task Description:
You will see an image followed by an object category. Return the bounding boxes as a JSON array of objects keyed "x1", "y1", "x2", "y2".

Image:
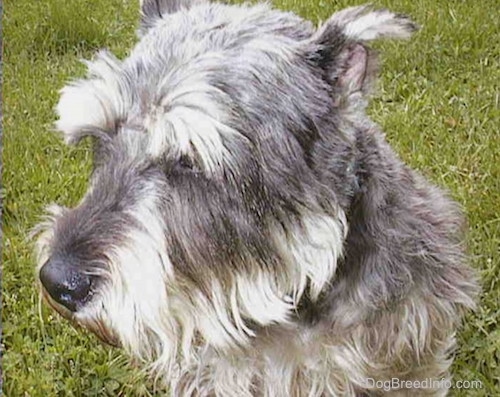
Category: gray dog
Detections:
[{"x1": 35, "y1": 0, "x2": 478, "y2": 395}]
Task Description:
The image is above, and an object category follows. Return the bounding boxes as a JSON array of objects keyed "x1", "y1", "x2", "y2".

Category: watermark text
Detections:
[{"x1": 365, "y1": 378, "x2": 483, "y2": 392}]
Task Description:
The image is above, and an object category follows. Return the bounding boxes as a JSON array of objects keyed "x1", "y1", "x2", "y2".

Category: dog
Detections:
[{"x1": 35, "y1": 0, "x2": 479, "y2": 395}]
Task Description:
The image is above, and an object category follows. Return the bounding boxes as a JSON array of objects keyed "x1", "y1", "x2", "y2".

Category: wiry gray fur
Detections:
[{"x1": 35, "y1": 1, "x2": 479, "y2": 396}]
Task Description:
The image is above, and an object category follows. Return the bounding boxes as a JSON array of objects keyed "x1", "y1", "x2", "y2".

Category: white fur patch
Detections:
[
  {"x1": 143, "y1": 60, "x2": 242, "y2": 175},
  {"x1": 322, "y1": 5, "x2": 416, "y2": 42},
  {"x1": 174, "y1": 293, "x2": 457, "y2": 397},
  {"x1": 168, "y1": 270, "x2": 295, "y2": 353},
  {"x1": 180, "y1": 212, "x2": 347, "y2": 352},
  {"x1": 274, "y1": 211, "x2": 348, "y2": 302},
  {"x1": 56, "y1": 51, "x2": 130, "y2": 143},
  {"x1": 81, "y1": 183, "x2": 178, "y2": 368},
  {"x1": 234, "y1": 272, "x2": 293, "y2": 326},
  {"x1": 101, "y1": 210, "x2": 346, "y2": 371},
  {"x1": 56, "y1": 50, "x2": 239, "y2": 175}
]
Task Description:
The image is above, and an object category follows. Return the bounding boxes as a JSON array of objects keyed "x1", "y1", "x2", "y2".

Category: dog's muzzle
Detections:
[{"x1": 39, "y1": 258, "x2": 93, "y2": 312}]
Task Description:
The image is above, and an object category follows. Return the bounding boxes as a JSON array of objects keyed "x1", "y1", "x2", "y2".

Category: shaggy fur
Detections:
[{"x1": 35, "y1": 1, "x2": 478, "y2": 395}]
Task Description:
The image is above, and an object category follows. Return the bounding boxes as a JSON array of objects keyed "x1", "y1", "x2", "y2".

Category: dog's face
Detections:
[{"x1": 36, "y1": 1, "x2": 415, "y2": 365}]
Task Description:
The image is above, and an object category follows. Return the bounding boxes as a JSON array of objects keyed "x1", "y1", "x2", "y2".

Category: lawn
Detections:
[{"x1": 2, "y1": 0, "x2": 499, "y2": 395}]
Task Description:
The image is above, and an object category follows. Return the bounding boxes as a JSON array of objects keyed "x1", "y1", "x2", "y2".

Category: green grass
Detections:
[{"x1": 3, "y1": 0, "x2": 499, "y2": 395}]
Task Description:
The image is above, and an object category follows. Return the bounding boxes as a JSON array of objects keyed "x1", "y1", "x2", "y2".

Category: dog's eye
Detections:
[
  {"x1": 156, "y1": 155, "x2": 190, "y2": 174},
  {"x1": 167, "y1": 154, "x2": 202, "y2": 175},
  {"x1": 178, "y1": 155, "x2": 194, "y2": 170}
]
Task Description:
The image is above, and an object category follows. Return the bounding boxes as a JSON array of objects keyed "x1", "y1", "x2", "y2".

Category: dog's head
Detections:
[{"x1": 36, "y1": 0, "x2": 416, "y2": 368}]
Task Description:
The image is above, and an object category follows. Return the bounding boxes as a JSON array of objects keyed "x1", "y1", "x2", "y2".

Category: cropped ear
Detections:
[
  {"x1": 139, "y1": 0, "x2": 208, "y2": 35},
  {"x1": 309, "y1": 5, "x2": 418, "y2": 105}
]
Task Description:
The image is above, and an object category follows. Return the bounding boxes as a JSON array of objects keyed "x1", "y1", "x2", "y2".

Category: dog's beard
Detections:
[{"x1": 36, "y1": 188, "x2": 348, "y2": 380}]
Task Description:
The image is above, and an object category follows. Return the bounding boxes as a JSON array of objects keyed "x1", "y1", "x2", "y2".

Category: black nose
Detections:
[{"x1": 39, "y1": 258, "x2": 92, "y2": 312}]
